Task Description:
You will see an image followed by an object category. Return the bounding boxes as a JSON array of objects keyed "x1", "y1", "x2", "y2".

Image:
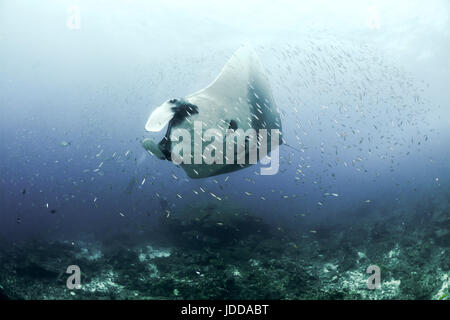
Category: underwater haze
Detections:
[{"x1": 0, "y1": 0, "x2": 449, "y2": 300}]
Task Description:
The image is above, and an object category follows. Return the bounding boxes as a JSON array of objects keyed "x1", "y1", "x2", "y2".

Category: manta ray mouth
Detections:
[
  {"x1": 169, "y1": 100, "x2": 199, "y2": 126},
  {"x1": 158, "y1": 100, "x2": 199, "y2": 161}
]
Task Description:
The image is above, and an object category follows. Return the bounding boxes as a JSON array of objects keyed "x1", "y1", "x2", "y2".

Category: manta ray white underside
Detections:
[{"x1": 142, "y1": 45, "x2": 283, "y2": 178}]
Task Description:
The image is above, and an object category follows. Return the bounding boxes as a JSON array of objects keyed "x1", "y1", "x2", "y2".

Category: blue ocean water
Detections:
[{"x1": 0, "y1": 1, "x2": 449, "y2": 300}]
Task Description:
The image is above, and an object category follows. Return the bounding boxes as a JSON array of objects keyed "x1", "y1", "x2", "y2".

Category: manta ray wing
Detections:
[{"x1": 193, "y1": 45, "x2": 281, "y2": 133}]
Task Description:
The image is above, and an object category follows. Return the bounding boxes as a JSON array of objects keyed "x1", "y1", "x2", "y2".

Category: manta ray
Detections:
[{"x1": 142, "y1": 46, "x2": 283, "y2": 178}]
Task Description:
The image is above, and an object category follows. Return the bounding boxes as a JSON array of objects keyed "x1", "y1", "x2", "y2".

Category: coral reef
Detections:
[{"x1": 0, "y1": 200, "x2": 448, "y2": 300}]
